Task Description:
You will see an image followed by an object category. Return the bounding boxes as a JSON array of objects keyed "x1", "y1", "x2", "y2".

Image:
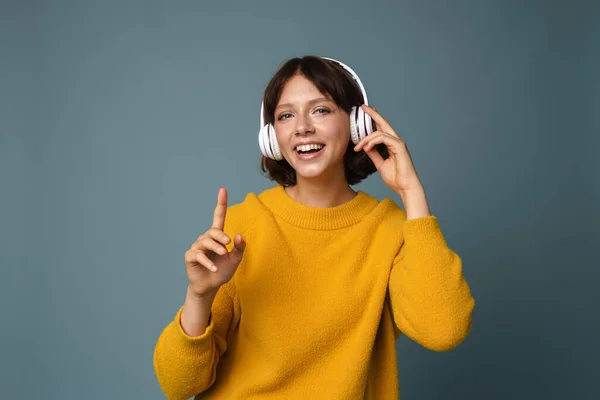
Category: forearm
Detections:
[
  {"x1": 154, "y1": 284, "x2": 234, "y2": 399},
  {"x1": 396, "y1": 186, "x2": 432, "y2": 221},
  {"x1": 389, "y1": 217, "x2": 474, "y2": 351},
  {"x1": 180, "y1": 285, "x2": 218, "y2": 337}
]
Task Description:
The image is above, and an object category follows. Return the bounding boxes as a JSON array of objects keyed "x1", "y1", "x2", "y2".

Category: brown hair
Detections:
[{"x1": 259, "y1": 55, "x2": 388, "y2": 186}]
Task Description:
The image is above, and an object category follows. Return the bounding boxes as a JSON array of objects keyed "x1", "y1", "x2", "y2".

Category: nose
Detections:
[{"x1": 294, "y1": 113, "x2": 314, "y2": 136}]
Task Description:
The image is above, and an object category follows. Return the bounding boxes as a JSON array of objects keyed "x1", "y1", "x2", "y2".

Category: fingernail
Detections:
[{"x1": 211, "y1": 265, "x2": 218, "y2": 272}]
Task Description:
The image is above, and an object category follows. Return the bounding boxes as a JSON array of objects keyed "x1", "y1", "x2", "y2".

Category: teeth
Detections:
[{"x1": 296, "y1": 144, "x2": 324, "y2": 152}]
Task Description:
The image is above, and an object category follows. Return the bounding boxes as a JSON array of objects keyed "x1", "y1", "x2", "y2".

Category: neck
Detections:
[{"x1": 285, "y1": 175, "x2": 357, "y2": 208}]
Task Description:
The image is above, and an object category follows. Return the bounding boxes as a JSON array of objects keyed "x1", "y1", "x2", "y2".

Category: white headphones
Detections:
[{"x1": 258, "y1": 56, "x2": 374, "y2": 161}]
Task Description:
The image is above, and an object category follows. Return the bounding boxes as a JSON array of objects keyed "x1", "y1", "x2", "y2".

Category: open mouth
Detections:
[{"x1": 295, "y1": 143, "x2": 325, "y2": 156}]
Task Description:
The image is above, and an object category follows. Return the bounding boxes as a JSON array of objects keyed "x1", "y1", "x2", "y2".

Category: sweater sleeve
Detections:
[
  {"x1": 153, "y1": 279, "x2": 239, "y2": 400},
  {"x1": 388, "y1": 215, "x2": 475, "y2": 352}
]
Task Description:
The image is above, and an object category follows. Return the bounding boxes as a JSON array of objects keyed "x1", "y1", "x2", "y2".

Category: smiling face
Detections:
[{"x1": 273, "y1": 73, "x2": 351, "y2": 184}]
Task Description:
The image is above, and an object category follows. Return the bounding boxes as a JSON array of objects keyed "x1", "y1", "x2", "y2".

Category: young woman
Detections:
[{"x1": 154, "y1": 55, "x2": 475, "y2": 400}]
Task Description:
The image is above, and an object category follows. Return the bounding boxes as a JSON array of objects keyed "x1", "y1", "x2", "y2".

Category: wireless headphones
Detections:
[{"x1": 258, "y1": 56, "x2": 374, "y2": 161}]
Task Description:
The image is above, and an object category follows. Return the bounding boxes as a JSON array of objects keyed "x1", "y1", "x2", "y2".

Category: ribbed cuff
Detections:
[{"x1": 172, "y1": 306, "x2": 215, "y2": 349}]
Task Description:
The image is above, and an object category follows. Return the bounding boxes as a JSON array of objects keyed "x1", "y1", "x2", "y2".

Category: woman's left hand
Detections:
[{"x1": 353, "y1": 104, "x2": 423, "y2": 195}]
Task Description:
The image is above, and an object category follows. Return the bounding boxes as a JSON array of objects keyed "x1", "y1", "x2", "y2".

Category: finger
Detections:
[
  {"x1": 353, "y1": 130, "x2": 374, "y2": 151},
  {"x1": 365, "y1": 147, "x2": 385, "y2": 169},
  {"x1": 353, "y1": 130, "x2": 385, "y2": 150},
  {"x1": 358, "y1": 132, "x2": 403, "y2": 153},
  {"x1": 199, "y1": 237, "x2": 228, "y2": 256},
  {"x1": 371, "y1": 107, "x2": 382, "y2": 131},
  {"x1": 207, "y1": 228, "x2": 231, "y2": 246},
  {"x1": 195, "y1": 251, "x2": 218, "y2": 272},
  {"x1": 363, "y1": 133, "x2": 400, "y2": 153},
  {"x1": 185, "y1": 250, "x2": 217, "y2": 271},
  {"x1": 361, "y1": 104, "x2": 397, "y2": 137},
  {"x1": 229, "y1": 234, "x2": 246, "y2": 265},
  {"x1": 212, "y1": 187, "x2": 228, "y2": 230}
]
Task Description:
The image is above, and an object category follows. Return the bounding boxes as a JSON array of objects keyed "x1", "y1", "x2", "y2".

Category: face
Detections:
[{"x1": 273, "y1": 73, "x2": 351, "y2": 183}]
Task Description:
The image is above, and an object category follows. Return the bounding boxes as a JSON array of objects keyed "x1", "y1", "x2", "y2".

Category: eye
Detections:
[{"x1": 277, "y1": 108, "x2": 330, "y2": 121}]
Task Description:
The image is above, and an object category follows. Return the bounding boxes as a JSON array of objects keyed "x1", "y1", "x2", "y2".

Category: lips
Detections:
[
  {"x1": 294, "y1": 142, "x2": 325, "y2": 152},
  {"x1": 294, "y1": 144, "x2": 325, "y2": 161}
]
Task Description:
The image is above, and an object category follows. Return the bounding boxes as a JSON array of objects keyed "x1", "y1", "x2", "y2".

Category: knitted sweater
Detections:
[{"x1": 154, "y1": 185, "x2": 475, "y2": 399}]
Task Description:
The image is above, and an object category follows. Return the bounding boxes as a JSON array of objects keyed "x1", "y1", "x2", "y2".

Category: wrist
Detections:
[
  {"x1": 396, "y1": 184, "x2": 424, "y2": 201},
  {"x1": 187, "y1": 285, "x2": 217, "y2": 301},
  {"x1": 397, "y1": 187, "x2": 432, "y2": 220}
]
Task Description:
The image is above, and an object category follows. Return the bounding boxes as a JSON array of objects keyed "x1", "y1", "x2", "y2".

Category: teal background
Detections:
[{"x1": 1, "y1": 0, "x2": 597, "y2": 398}]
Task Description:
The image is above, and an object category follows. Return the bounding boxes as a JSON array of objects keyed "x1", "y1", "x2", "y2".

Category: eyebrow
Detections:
[{"x1": 275, "y1": 97, "x2": 332, "y2": 110}]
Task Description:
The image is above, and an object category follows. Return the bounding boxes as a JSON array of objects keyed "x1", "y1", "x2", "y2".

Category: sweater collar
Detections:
[{"x1": 258, "y1": 185, "x2": 379, "y2": 230}]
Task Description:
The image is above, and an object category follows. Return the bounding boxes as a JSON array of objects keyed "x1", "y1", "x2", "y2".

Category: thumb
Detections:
[{"x1": 229, "y1": 234, "x2": 246, "y2": 265}]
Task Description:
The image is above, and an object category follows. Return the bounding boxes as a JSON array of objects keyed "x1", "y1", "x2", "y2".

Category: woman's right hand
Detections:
[{"x1": 184, "y1": 187, "x2": 246, "y2": 297}]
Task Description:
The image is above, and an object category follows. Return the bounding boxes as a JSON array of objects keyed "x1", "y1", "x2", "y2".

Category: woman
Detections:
[{"x1": 154, "y1": 55, "x2": 475, "y2": 400}]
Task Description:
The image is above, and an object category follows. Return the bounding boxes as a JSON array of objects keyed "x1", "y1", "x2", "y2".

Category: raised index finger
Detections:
[
  {"x1": 361, "y1": 104, "x2": 397, "y2": 136},
  {"x1": 212, "y1": 187, "x2": 228, "y2": 230}
]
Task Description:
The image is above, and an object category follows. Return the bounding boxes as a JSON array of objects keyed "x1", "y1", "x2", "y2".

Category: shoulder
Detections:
[
  {"x1": 364, "y1": 191, "x2": 407, "y2": 224},
  {"x1": 364, "y1": 194, "x2": 409, "y2": 254},
  {"x1": 222, "y1": 187, "x2": 273, "y2": 236},
  {"x1": 366, "y1": 193, "x2": 408, "y2": 235}
]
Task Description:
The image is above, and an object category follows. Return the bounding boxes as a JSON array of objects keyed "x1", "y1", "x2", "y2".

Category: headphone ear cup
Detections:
[
  {"x1": 267, "y1": 124, "x2": 283, "y2": 160},
  {"x1": 259, "y1": 124, "x2": 273, "y2": 159},
  {"x1": 362, "y1": 108, "x2": 374, "y2": 137},
  {"x1": 349, "y1": 106, "x2": 360, "y2": 144},
  {"x1": 356, "y1": 106, "x2": 373, "y2": 142}
]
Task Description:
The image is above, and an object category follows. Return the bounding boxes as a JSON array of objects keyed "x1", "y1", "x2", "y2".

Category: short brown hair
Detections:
[{"x1": 259, "y1": 55, "x2": 388, "y2": 186}]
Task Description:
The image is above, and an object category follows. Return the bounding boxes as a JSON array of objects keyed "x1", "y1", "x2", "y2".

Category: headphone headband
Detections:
[{"x1": 260, "y1": 56, "x2": 369, "y2": 128}]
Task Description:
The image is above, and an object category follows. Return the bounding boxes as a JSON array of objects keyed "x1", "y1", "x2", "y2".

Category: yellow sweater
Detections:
[{"x1": 154, "y1": 185, "x2": 475, "y2": 399}]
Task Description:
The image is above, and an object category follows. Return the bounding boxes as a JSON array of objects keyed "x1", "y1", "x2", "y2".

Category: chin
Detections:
[
  {"x1": 293, "y1": 162, "x2": 343, "y2": 182},
  {"x1": 285, "y1": 147, "x2": 345, "y2": 180},
  {"x1": 295, "y1": 169, "x2": 328, "y2": 180}
]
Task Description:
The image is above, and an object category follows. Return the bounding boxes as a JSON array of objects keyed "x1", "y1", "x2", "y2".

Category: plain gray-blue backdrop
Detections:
[{"x1": 1, "y1": 0, "x2": 598, "y2": 399}]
